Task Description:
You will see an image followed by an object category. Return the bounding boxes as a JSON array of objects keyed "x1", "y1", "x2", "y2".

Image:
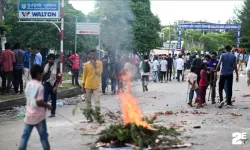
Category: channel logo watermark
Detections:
[{"x1": 232, "y1": 132, "x2": 247, "y2": 145}]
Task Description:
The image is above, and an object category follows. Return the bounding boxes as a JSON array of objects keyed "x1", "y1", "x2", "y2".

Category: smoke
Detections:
[{"x1": 96, "y1": 0, "x2": 135, "y2": 54}]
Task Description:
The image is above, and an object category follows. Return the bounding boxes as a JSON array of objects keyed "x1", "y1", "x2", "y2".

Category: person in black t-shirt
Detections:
[{"x1": 166, "y1": 54, "x2": 173, "y2": 81}]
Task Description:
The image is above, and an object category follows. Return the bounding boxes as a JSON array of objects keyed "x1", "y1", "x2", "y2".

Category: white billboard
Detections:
[{"x1": 76, "y1": 23, "x2": 100, "y2": 35}]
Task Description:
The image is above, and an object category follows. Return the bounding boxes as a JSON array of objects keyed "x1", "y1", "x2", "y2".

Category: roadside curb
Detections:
[{"x1": 0, "y1": 87, "x2": 82, "y2": 111}]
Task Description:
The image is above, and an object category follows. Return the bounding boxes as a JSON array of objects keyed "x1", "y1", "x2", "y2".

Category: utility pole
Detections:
[{"x1": 0, "y1": 0, "x2": 6, "y2": 50}]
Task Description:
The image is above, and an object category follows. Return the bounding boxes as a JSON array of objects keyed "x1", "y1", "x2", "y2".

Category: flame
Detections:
[{"x1": 118, "y1": 71, "x2": 152, "y2": 129}]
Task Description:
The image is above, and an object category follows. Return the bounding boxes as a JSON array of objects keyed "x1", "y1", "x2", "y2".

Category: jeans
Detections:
[
  {"x1": 142, "y1": 75, "x2": 149, "y2": 89},
  {"x1": 224, "y1": 80, "x2": 228, "y2": 98},
  {"x1": 154, "y1": 71, "x2": 158, "y2": 81},
  {"x1": 44, "y1": 84, "x2": 57, "y2": 115},
  {"x1": 84, "y1": 89, "x2": 101, "y2": 121},
  {"x1": 167, "y1": 68, "x2": 172, "y2": 80},
  {"x1": 71, "y1": 69, "x2": 79, "y2": 85},
  {"x1": 101, "y1": 76, "x2": 108, "y2": 94},
  {"x1": 177, "y1": 70, "x2": 183, "y2": 82},
  {"x1": 219, "y1": 74, "x2": 233, "y2": 105},
  {"x1": 19, "y1": 120, "x2": 50, "y2": 150},
  {"x1": 160, "y1": 71, "x2": 166, "y2": 82},
  {"x1": 111, "y1": 77, "x2": 116, "y2": 94},
  {"x1": 1, "y1": 71, "x2": 13, "y2": 93},
  {"x1": 13, "y1": 69, "x2": 24, "y2": 93},
  {"x1": 189, "y1": 88, "x2": 200, "y2": 102}
]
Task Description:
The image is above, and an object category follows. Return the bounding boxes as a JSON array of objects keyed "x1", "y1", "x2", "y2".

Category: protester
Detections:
[
  {"x1": 166, "y1": 54, "x2": 173, "y2": 81},
  {"x1": 18, "y1": 64, "x2": 51, "y2": 150},
  {"x1": 34, "y1": 47, "x2": 42, "y2": 66},
  {"x1": 82, "y1": 49, "x2": 103, "y2": 123},
  {"x1": 244, "y1": 52, "x2": 249, "y2": 68},
  {"x1": 246, "y1": 57, "x2": 250, "y2": 86},
  {"x1": 0, "y1": 48, "x2": 3, "y2": 92},
  {"x1": 153, "y1": 57, "x2": 159, "y2": 82},
  {"x1": 101, "y1": 55, "x2": 109, "y2": 95},
  {"x1": 192, "y1": 54, "x2": 202, "y2": 85},
  {"x1": 139, "y1": 55, "x2": 150, "y2": 92},
  {"x1": 172, "y1": 56, "x2": 177, "y2": 80},
  {"x1": 206, "y1": 52, "x2": 219, "y2": 104},
  {"x1": 109, "y1": 55, "x2": 117, "y2": 95},
  {"x1": 199, "y1": 63, "x2": 208, "y2": 106},
  {"x1": 114, "y1": 55, "x2": 123, "y2": 94},
  {"x1": 23, "y1": 45, "x2": 31, "y2": 87},
  {"x1": 68, "y1": 53, "x2": 80, "y2": 86},
  {"x1": 43, "y1": 54, "x2": 60, "y2": 117},
  {"x1": 1, "y1": 43, "x2": 16, "y2": 94},
  {"x1": 216, "y1": 45, "x2": 239, "y2": 108},
  {"x1": 187, "y1": 66, "x2": 200, "y2": 107},
  {"x1": 176, "y1": 55, "x2": 184, "y2": 82},
  {"x1": 159, "y1": 57, "x2": 168, "y2": 83},
  {"x1": 13, "y1": 43, "x2": 25, "y2": 94},
  {"x1": 238, "y1": 51, "x2": 244, "y2": 71}
]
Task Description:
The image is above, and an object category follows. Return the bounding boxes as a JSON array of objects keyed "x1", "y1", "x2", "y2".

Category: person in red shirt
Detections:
[
  {"x1": 1, "y1": 43, "x2": 16, "y2": 94},
  {"x1": 69, "y1": 53, "x2": 80, "y2": 86},
  {"x1": 199, "y1": 63, "x2": 208, "y2": 107}
]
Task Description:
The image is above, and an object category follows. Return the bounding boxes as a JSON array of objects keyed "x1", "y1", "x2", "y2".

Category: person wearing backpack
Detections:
[{"x1": 139, "y1": 55, "x2": 150, "y2": 92}]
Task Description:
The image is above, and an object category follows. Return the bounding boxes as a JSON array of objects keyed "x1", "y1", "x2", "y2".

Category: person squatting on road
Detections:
[
  {"x1": 187, "y1": 66, "x2": 200, "y2": 107},
  {"x1": 19, "y1": 64, "x2": 51, "y2": 150},
  {"x1": 139, "y1": 55, "x2": 150, "y2": 92},
  {"x1": 82, "y1": 49, "x2": 103, "y2": 123},
  {"x1": 42, "y1": 54, "x2": 60, "y2": 118},
  {"x1": 216, "y1": 45, "x2": 239, "y2": 108}
]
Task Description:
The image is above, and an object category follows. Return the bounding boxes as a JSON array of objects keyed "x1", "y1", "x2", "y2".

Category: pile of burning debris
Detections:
[{"x1": 88, "y1": 73, "x2": 190, "y2": 149}]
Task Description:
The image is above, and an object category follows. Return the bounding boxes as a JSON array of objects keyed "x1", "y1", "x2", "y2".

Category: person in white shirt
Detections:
[
  {"x1": 173, "y1": 56, "x2": 177, "y2": 80},
  {"x1": 153, "y1": 57, "x2": 160, "y2": 82},
  {"x1": 238, "y1": 51, "x2": 244, "y2": 71},
  {"x1": 159, "y1": 57, "x2": 168, "y2": 82},
  {"x1": 176, "y1": 55, "x2": 184, "y2": 82}
]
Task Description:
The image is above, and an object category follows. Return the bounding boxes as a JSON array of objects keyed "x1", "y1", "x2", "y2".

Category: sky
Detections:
[{"x1": 69, "y1": 0, "x2": 244, "y2": 25}]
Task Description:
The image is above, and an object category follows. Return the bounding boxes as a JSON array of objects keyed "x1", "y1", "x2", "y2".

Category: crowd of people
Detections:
[
  {"x1": 0, "y1": 43, "x2": 245, "y2": 149},
  {"x1": 0, "y1": 43, "x2": 42, "y2": 95},
  {"x1": 187, "y1": 46, "x2": 244, "y2": 108}
]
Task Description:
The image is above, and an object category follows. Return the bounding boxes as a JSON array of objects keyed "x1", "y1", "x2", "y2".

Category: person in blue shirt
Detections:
[
  {"x1": 23, "y1": 45, "x2": 31, "y2": 87},
  {"x1": 34, "y1": 47, "x2": 42, "y2": 66},
  {"x1": 216, "y1": 45, "x2": 239, "y2": 108},
  {"x1": 244, "y1": 52, "x2": 249, "y2": 67}
]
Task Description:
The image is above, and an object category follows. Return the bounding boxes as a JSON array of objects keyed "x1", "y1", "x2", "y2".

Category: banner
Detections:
[
  {"x1": 76, "y1": 18, "x2": 100, "y2": 35},
  {"x1": 18, "y1": 0, "x2": 60, "y2": 20}
]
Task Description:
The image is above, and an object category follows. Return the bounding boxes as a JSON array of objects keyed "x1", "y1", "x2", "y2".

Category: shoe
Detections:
[
  {"x1": 211, "y1": 101, "x2": 216, "y2": 105},
  {"x1": 187, "y1": 102, "x2": 193, "y2": 107},
  {"x1": 49, "y1": 114, "x2": 56, "y2": 118},
  {"x1": 145, "y1": 86, "x2": 148, "y2": 91},
  {"x1": 227, "y1": 104, "x2": 233, "y2": 108},
  {"x1": 218, "y1": 101, "x2": 225, "y2": 108},
  {"x1": 203, "y1": 103, "x2": 207, "y2": 106}
]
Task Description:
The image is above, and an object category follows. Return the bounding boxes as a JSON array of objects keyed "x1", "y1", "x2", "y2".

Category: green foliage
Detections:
[
  {"x1": 91, "y1": 0, "x2": 161, "y2": 54},
  {"x1": 96, "y1": 123, "x2": 181, "y2": 148},
  {"x1": 4, "y1": 0, "x2": 98, "y2": 54},
  {"x1": 237, "y1": 0, "x2": 250, "y2": 48}
]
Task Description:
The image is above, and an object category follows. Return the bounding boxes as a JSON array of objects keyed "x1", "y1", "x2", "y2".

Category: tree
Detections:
[
  {"x1": 3, "y1": 0, "x2": 98, "y2": 54},
  {"x1": 237, "y1": 0, "x2": 250, "y2": 49},
  {"x1": 91, "y1": 0, "x2": 161, "y2": 54}
]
